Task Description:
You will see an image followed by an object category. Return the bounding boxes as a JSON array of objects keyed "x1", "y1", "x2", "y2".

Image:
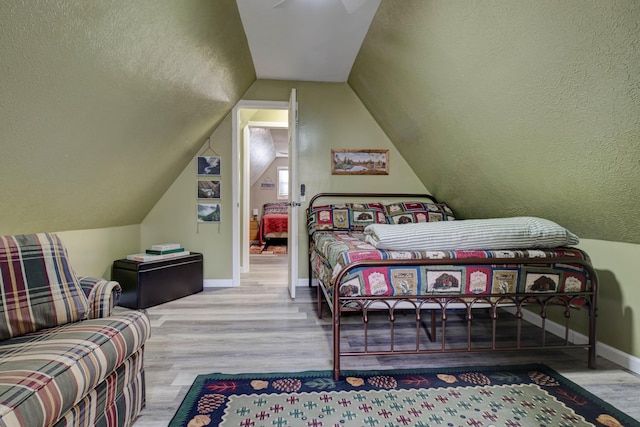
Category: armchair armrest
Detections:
[{"x1": 79, "y1": 277, "x2": 122, "y2": 319}]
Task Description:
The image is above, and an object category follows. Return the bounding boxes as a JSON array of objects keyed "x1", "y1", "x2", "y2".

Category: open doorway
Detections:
[
  {"x1": 232, "y1": 90, "x2": 298, "y2": 298},
  {"x1": 236, "y1": 106, "x2": 290, "y2": 276},
  {"x1": 246, "y1": 121, "x2": 289, "y2": 259}
]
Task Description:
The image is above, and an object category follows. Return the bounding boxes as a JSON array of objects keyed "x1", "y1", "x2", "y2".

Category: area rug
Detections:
[
  {"x1": 249, "y1": 244, "x2": 264, "y2": 254},
  {"x1": 169, "y1": 364, "x2": 639, "y2": 427},
  {"x1": 262, "y1": 243, "x2": 287, "y2": 254},
  {"x1": 250, "y1": 243, "x2": 288, "y2": 255}
]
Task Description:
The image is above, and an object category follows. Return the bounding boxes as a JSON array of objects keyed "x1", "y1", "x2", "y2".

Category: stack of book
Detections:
[{"x1": 126, "y1": 243, "x2": 190, "y2": 262}]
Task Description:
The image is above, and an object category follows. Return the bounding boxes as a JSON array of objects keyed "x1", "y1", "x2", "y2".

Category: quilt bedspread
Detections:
[
  {"x1": 259, "y1": 213, "x2": 288, "y2": 244},
  {"x1": 310, "y1": 231, "x2": 591, "y2": 301}
]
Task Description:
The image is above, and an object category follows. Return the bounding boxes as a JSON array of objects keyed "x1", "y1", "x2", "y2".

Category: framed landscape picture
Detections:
[
  {"x1": 197, "y1": 203, "x2": 221, "y2": 223},
  {"x1": 331, "y1": 149, "x2": 389, "y2": 175}
]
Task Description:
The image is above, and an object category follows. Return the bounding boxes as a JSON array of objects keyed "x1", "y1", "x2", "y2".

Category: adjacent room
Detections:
[{"x1": 1, "y1": 1, "x2": 639, "y2": 426}]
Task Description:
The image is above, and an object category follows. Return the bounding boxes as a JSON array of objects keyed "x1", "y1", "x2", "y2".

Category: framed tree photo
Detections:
[
  {"x1": 197, "y1": 203, "x2": 221, "y2": 223},
  {"x1": 331, "y1": 149, "x2": 389, "y2": 175}
]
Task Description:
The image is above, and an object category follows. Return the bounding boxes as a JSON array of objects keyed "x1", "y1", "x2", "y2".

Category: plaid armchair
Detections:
[{"x1": 0, "y1": 233, "x2": 150, "y2": 427}]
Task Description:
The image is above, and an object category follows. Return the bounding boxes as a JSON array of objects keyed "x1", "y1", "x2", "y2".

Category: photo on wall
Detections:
[
  {"x1": 197, "y1": 156, "x2": 221, "y2": 175},
  {"x1": 197, "y1": 180, "x2": 221, "y2": 199},
  {"x1": 197, "y1": 203, "x2": 221, "y2": 223}
]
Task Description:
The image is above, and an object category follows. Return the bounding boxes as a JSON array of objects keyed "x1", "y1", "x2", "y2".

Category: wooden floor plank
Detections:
[{"x1": 132, "y1": 254, "x2": 640, "y2": 426}]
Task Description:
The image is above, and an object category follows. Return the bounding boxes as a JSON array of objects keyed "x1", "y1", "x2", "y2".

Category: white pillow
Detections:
[{"x1": 364, "y1": 217, "x2": 579, "y2": 251}]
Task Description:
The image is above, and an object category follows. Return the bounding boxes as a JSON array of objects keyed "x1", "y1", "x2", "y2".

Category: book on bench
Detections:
[
  {"x1": 126, "y1": 250, "x2": 190, "y2": 262},
  {"x1": 150, "y1": 243, "x2": 182, "y2": 251},
  {"x1": 145, "y1": 247, "x2": 186, "y2": 255}
]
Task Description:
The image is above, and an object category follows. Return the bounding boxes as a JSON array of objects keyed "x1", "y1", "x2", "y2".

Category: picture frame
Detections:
[
  {"x1": 197, "y1": 156, "x2": 221, "y2": 175},
  {"x1": 197, "y1": 180, "x2": 221, "y2": 199},
  {"x1": 197, "y1": 203, "x2": 221, "y2": 223},
  {"x1": 331, "y1": 149, "x2": 389, "y2": 175}
]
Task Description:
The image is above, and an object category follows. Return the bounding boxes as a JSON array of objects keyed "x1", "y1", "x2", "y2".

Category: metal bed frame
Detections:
[{"x1": 306, "y1": 193, "x2": 598, "y2": 380}]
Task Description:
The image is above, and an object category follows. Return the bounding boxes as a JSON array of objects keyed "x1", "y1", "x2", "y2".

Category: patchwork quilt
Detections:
[{"x1": 310, "y1": 231, "x2": 591, "y2": 302}]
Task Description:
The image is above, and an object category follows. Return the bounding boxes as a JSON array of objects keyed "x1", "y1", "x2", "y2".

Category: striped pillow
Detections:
[
  {"x1": 364, "y1": 217, "x2": 579, "y2": 251},
  {"x1": 0, "y1": 233, "x2": 90, "y2": 340}
]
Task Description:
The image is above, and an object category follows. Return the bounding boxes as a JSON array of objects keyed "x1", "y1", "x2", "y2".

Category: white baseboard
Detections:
[
  {"x1": 203, "y1": 279, "x2": 235, "y2": 288},
  {"x1": 508, "y1": 307, "x2": 640, "y2": 375},
  {"x1": 598, "y1": 340, "x2": 640, "y2": 375},
  {"x1": 298, "y1": 278, "x2": 317, "y2": 287}
]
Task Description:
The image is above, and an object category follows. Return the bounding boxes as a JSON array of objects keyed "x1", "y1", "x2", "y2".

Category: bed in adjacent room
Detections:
[
  {"x1": 259, "y1": 202, "x2": 289, "y2": 245},
  {"x1": 306, "y1": 193, "x2": 598, "y2": 380}
]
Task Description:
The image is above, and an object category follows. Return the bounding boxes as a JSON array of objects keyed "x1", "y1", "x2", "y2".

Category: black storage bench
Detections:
[{"x1": 112, "y1": 253, "x2": 203, "y2": 309}]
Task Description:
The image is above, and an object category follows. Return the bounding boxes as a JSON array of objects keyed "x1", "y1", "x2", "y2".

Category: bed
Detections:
[
  {"x1": 259, "y1": 202, "x2": 289, "y2": 244},
  {"x1": 307, "y1": 193, "x2": 598, "y2": 380}
]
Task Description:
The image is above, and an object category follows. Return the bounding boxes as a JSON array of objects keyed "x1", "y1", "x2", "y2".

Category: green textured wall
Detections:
[
  {"x1": 577, "y1": 239, "x2": 640, "y2": 358},
  {"x1": 58, "y1": 225, "x2": 140, "y2": 279},
  {"x1": 0, "y1": 0, "x2": 254, "y2": 235},
  {"x1": 142, "y1": 80, "x2": 429, "y2": 279},
  {"x1": 350, "y1": 0, "x2": 640, "y2": 243}
]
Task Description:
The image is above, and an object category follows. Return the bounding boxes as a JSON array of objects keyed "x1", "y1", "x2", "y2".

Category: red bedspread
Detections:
[{"x1": 259, "y1": 214, "x2": 288, "y2": 244}]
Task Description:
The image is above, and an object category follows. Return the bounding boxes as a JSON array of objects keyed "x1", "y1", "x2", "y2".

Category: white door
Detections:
[{"x1": 287, "y1": 89, "x2": 299, "y2": 299}]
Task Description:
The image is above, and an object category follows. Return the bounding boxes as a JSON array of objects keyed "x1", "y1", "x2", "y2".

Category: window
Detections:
[{"x1": 277, "y1": 167, "x2": 289, "y2": 199}]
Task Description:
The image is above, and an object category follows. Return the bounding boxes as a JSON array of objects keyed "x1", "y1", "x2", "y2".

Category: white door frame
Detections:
[
  {"x1": 241, "y1": 120, "x2": 288, "y2": 273},
  {"x1": 232, "y1": 100, "x2": 290, "y2": 286},
  {"x1": 287, "y1": 88, "x2": 299, "y2": 299}
]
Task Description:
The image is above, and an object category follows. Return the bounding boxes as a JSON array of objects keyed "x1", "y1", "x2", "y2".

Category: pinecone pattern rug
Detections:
[{"x1": 169, "y1": 364, "x2": 639, "y2": 427}]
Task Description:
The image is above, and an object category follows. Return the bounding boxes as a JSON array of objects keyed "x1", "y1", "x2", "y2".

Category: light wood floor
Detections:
[{"x1": 132, "y1": 254, "x2": 640, "y2": 426}]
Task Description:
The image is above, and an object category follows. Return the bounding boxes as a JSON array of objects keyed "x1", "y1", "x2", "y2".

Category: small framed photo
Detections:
[
  {"x1": 197, "y1": 156, "x2": 221, "y2": 175},
  {"x1": 197, "y1": 203, "x2": 221, "y2": 223},
  {"x1": 197, "y1": 180, "x2": 221, "y2": 199},
  {"x1": 331, "y1": 149, "x2": 389, "y2": 175}
]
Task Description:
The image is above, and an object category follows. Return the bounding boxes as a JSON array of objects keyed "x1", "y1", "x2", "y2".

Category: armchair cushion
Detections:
[
  {"x1": 79, "y1": 277, "x2": 122, "y2": 319},
  {"x1": 0, "y1": 310, "x2": 151, "y2": 426},
  {"x1": 0, "y1": 233, "x2": 89, "y2": 340}
]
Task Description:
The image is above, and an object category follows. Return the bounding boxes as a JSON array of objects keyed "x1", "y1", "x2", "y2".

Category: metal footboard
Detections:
[{"x1": 315, "y1": 257, "x2": 597, "y2": 380}]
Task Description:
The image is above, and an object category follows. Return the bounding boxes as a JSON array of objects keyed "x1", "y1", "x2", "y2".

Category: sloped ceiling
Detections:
[
  {"x1": 0, "y1": 0, "x2": 255, "y2": 234},
  {"x1": 248, "y1": 127, "x2": 288, "y2": 187},
  {"x1": 1, "y1": 1, "x2": 639, "y2": 245},
  {"x1": 249, "y1": 127, "x2": 277, "y2": 187},
  {"x1": 349, "y1": 0, "x2": 640, "y2": 244}
]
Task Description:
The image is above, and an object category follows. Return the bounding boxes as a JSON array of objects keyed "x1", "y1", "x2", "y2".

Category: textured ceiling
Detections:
[
  {"x1": 0, "y1": 0, "x2": 255, "y2": 234},
  {"x1": 349, "y1": 0, "x2": 640, "y2": 243},
  {"x1": 249, "y1": 127, "x2": 277, "y2": 187}
]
